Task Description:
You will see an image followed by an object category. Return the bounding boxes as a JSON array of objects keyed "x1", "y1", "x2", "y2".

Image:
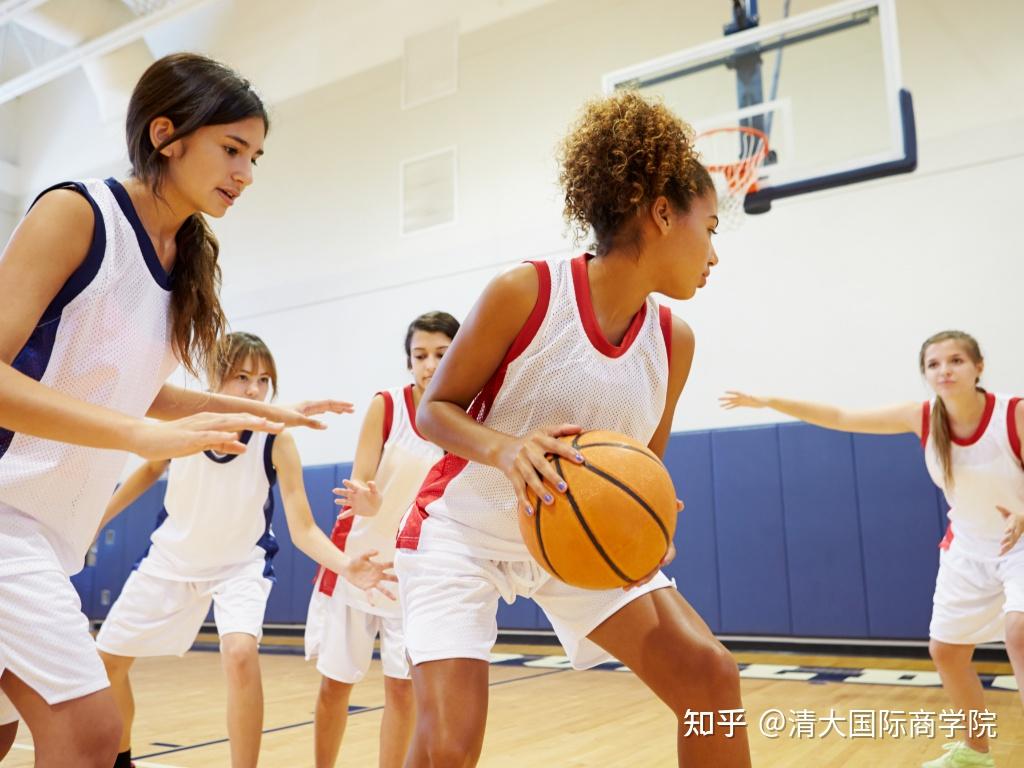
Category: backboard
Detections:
[{"x1": 602, "y1": 0, "x2": 917, "y2": 214}]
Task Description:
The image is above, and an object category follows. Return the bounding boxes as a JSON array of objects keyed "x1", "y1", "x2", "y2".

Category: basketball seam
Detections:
[
  {"x1": 533, "y1": 472, "x2": 563, "y2": 582},
  {"x1": 571, "y1": 439, "x2": 665, "y2": 468},
  {"x1": 579, "y1": 460, "x2": 671, "y2": 546},
  {"x1": 557, "y1": 456, "x2": 635, "y2": 584}
]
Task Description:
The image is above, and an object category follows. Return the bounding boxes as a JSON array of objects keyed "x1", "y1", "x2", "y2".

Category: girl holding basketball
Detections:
[
  {"x1": 721, "y1": 330, "x2": 1023, "y2": 768},
  {"x1": 306, "y1": 311, "x2": 459, "y2": 768},
  {"x1": 0, "y1": 54, "x2": 348, "y2": 767},
  {"x1": 95, "y1": 332, "x2": 394, "y2": 768},
  {"x1": 395, "y1": 91, "x2": 751, "y2": 768}
]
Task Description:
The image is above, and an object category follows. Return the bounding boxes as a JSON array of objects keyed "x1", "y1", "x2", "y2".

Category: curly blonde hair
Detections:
[{"x1": 557, "y1": 90, "x2": 714, "y2": 255}]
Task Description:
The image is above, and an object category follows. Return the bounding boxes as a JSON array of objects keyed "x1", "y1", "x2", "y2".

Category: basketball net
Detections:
[{"x1": 694, "y1": 126, "x2": 768, "y2": 231}]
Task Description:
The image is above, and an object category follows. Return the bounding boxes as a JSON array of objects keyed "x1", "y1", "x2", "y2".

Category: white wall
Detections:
[{"x1": 8, "y1": 0, "x2": 1023, "y2": 467}]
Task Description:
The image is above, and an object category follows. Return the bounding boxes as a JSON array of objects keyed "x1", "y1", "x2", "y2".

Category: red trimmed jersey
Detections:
[
  {"x1": 320, "y1": 385, "x2": 442, "y2": 616},
  {"x1": 397, "y1": 254, "x2": 673, "y2": 560},
  {"x1": 923, "y1": 392, "x2": 1024, "y2": 560}
]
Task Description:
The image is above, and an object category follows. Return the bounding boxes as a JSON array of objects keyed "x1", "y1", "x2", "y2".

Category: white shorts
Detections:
[
  {"x1": 929, "y1": 544, "x2": 1024, "y2": 645},
  {"x1": 306, "y1": 583, "x2": 408, "y2": 683},
  {"x1": 395, "y1": 549, "x2": 674, "y2": 670},
  {"x1": 95, "y1": 561, "x2": 272, "y2": 657},
  {"x1": 0, "y1": 569, "x2": 109, "y2": 721}
]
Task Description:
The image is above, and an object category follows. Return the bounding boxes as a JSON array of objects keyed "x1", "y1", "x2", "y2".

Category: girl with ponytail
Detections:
[
  {"x1": 0, "y1": 53, "x2": 350, "y2": 766},
  {"x1": 722, "y1": 331, "x2": 1024, "y2": 768}
]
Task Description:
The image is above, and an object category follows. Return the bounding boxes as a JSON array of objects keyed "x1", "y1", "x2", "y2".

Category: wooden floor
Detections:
[{"x1": 5, "y1": 644, "x2": 1023, "y2": 767}]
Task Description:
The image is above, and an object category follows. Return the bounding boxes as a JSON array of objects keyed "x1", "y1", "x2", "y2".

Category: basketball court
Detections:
[{"x1": 0, "y1": 0, "x2": 1020, "y2": 766}]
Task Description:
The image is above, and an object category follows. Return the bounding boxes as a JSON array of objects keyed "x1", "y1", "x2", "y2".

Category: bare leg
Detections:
[
  {"x1": 220, "y1": 632, "x2": 263, "y2": 768},
  {"x1": 99, "y1": 651, "x2": 136, "y2": 754},
  {"x1": 929, "y1": 639, "x2": 989, "y2": 752},
  {"x1": 313, "y1": 675, "x2": 353, "y2": 768},
  {"x1": 0, "y1": 720, "x2": 17, "y2": 760},
  {"x1": 379, "y1": 676, "x2": 415, "y2": 768},
  {"x1": 404, "y1": 659, "x2": 489, "y2": 768},
  {"x1": 588, "y1": 588, "x2": 752, "y2": 768},
  {"x1": 1003, "y1": 611, "x2": 1024, "y2": 712},
  {"x1": 0, "y1": 669, "x2": 121, "y2": 767}
]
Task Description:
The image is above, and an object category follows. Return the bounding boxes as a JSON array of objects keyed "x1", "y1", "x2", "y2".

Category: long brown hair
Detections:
[
  {"x1": 919, "y1": 330, "x2": 984, "y2": 488},
  {"x1": 207, "y1": 332, "x2": 278, "y2": 398},
  {"x1": 126, "y1": 53, "x2": 269, "y2": 377}
]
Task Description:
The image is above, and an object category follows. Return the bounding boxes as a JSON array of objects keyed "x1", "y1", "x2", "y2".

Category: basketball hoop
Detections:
[{"x1": 695, "y1": 126, "x2": 768, "y2": 231}]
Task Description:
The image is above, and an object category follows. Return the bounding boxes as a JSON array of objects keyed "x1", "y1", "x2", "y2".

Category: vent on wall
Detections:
[
  {"x1": 401, "y1": 21, "x2": 458, "y2": 109},
  {"x1": 400, "y1": 147, "x2": 456, "y2": 235}
]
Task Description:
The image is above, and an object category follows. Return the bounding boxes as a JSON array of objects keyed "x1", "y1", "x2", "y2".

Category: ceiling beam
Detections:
[
  {"x1": 0, "y1": 0, "x2": 48, "y2": 27},
  {"x1": 0, "y1": 0, "x2": 214, "y2": 106}
]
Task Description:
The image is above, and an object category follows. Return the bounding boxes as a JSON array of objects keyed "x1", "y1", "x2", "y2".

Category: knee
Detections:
[
  {"x1": 421, "y1": 739, "x2": 480, "y2": 768},
  {"x1": 417, "y1": 717, "x2": 483, "y2": 768},
  {"x1": 698, "y1": 642, "x2": 742, "y2": 702},
  {"x1": 929, "y1": 638, "x2": 966, "y2": 668},
  {"x1": 1005, "y1": 617, "x2": 1024, "y2": 656},
  {"x1": 677, "y1": 639, "x2": 741, "y2": 690},
  {"x1": 318, "y1": 676, "x2": 353, "y2": 706},
  {"x1": 65, "y1": 707, "x2": 122, "y2": 767},
  {"x1": 221, "y1": 639, "x2": 259, "y2": 676}
]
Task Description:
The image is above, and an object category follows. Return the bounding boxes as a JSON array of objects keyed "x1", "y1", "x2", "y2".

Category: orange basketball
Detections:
[{"x1": 518, "y1": 430, "x2": 677, "y2": 590}]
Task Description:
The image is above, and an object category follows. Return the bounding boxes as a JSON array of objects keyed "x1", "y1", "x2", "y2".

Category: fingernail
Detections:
[
  {"x1": 525, "y1": 505, "x2": 534, "y2": 516},
  {"x1": 575, "y1": 453, "x2": 584, "y2": 463},
  {"x1": 557, "y1": 481, "x2": 567, "y2": 492},
  {"x1": 543, "y1": 494, "x2": 553, "y2": 504}
]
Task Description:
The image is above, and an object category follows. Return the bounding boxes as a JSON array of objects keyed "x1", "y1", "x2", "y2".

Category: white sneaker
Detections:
[{"x1": 921, "y1": 742, "x2": 995, "y2": 768}]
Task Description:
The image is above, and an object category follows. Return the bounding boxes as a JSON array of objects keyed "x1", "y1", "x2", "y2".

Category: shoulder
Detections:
[
  {"x1": 461, "y1": 262, "x2": 547, "y2": 348},
  {"x1": 271, "y1": 428, "x2": 297, "y2": 459},
  {"x1": 11, "y1": 187, "x2": 96, "y2": 264},
  {"x1": 662, "y1": 310, "x2": 695, "y2": 374},
  {"x1": 485, "y1": 263, "x2": 543, "y2": 308},
  {"x1": 668, "y1": 313, "x2": 695, "y2": 353}
]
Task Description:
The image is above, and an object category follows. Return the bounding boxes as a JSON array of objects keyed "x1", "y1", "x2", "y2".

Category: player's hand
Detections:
[
  {"x1": 625, "y1": 499, "x2": 683, "y2": 590},
  {"x1": 719, "y1": 391, "x2": 768, "y2": 410},
  {"x1": 268, "y1": 399, "x2": 355, "y2": 430},
  {"x1": 334, "y1": 480, "x2": 383, "y2": 518},
  {"x1": 998, "y1": 505, "x2": 1024, "y2": 555},
  {"x1": 496, "y1": 424, "x2": 584, "y2": 517},
  {"x1": 130, "y1": 412, "x2": 283, "y2": 460},
  {"x1": 341, "y1": 549, "x2": 398, "y2": 601}
]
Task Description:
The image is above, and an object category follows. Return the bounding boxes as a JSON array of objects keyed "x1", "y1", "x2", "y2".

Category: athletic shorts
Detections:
[
  {"x1": 395, "y1": 548, "x2": 673, "y2": 670},
  {"x1": 95, "y1": 560, "x2": 272, "y2": 657},
  {"x1": 929, "y1": 543, "x2": 1024, "y2": 645}
]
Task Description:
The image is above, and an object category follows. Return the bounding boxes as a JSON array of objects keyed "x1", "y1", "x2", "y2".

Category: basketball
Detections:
[{"x1": 518, "y1": 430, "x2": 678, "y2": 590}]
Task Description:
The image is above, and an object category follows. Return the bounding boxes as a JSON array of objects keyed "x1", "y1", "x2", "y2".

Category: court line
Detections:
[{"x1": 136, "y1": 668, "x2": 568, "y2": 759}]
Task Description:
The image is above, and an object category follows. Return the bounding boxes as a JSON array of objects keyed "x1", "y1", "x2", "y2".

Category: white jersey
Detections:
[
  {"x1": 137, "y1": 430, "x2": 279, "y2": 582},
  {"x1": 0, "y1": 178, "x2": 176, "y2": 577},
  {"x1": 398, "y1": 255, "x2": 672, "y2": 560},
  {"x1": 924, "y1": 392, "x2": 1024, "y2": 561},
  {"x1": 320, "y1": 385, "x2": 442, "y2": 617}
]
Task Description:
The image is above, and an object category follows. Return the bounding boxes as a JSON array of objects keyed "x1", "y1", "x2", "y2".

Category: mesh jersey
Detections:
[
  {"x1": 0, "y1": 178, "x2": 176, "y2": 577},
  {"x1": 398, "y1": 254, "x2": 673, "y2": 560},
  {"x1": 924, "y1": 392, "x2": 1024, "y2": 561},
  {"x1": 320, "y1": 385, "x2": 442, "y2": 616},
  {"x1": 136, "y1": 430, "x2": 279, "y2": 582}
]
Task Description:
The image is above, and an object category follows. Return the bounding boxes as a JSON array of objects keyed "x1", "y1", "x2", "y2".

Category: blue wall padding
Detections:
[
  {"x1": 662, "y1": 431, "x2": 720, "y2": 631},
  {"x1": 712, "y1": 427, "x2": 792, "y2": 635},
  {"x1": 852, "y1": 433, "x2": 944, "y2": 638},
  {"x1": 777, "y1": 425, "x2": 869, "y2": 637}
]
